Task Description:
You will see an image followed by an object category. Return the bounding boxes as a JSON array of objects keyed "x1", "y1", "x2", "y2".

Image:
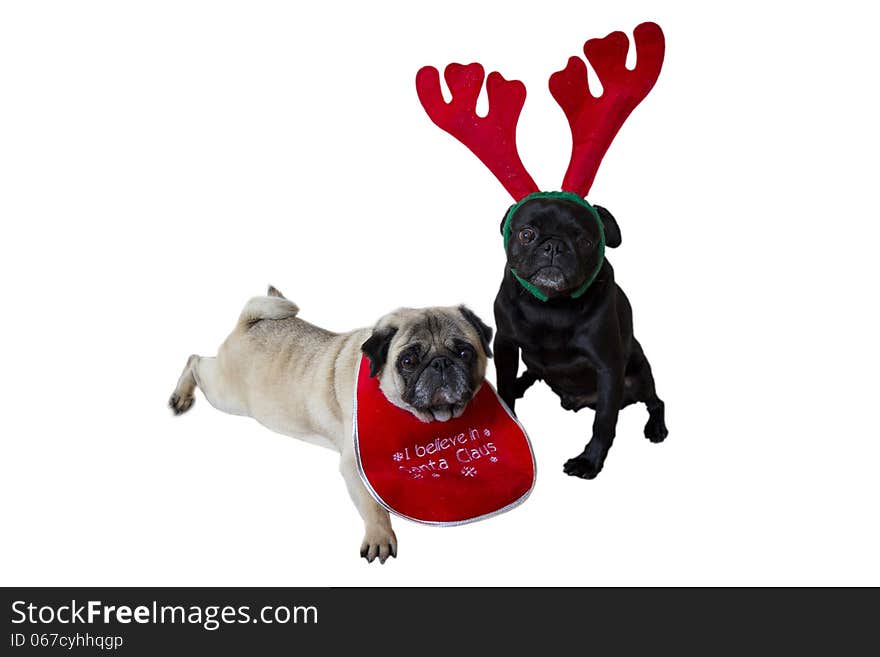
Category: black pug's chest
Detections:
[
  {"x1": 501, "y1": 281, "x2": 625, "y2": 410},
  {"x1": 518, "y1": 333, "x2": 601, "y2": 399}
]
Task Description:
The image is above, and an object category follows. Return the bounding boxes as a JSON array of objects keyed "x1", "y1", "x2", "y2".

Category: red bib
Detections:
[{"x1": 353, "y1": 356, "x2": 535, "y2": 525}]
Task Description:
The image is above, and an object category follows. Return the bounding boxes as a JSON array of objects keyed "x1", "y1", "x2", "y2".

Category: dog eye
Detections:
[
  {"x1": 457, "y1": 347, "x2": 474, "y2": 362},
  {"x1": 399, "y1": 354, "x2": 419, "y2": 370},
  {"x1": 518, "y1": 228, "x2": 536, "y2": 244}
]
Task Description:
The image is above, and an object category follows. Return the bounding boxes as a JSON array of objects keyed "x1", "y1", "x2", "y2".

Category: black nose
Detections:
[
  {"x1": 542, "y1": 239, "x2": 564, "y2": 261},
  {"x1": 430, "y1": 357, "x2": 451, "y2": 375}
]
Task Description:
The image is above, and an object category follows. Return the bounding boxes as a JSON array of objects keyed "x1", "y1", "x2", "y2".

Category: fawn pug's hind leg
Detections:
[
  {"x1": 169, "y1": 286, "x2": 294, "y2": 419},
  {"x1": 168, "y1": 354, "x2": 248, "y2": 417},
  {"x1": 169, "y1": 354, "x2": 199, "y2": 415}
]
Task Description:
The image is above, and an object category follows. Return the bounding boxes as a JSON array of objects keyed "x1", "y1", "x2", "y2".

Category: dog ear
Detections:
[
  {"x1": 500, "y1": 204, "x2": 516, "y2": 237},
  {"x1": 459, "y1": 306, "x2": 494, "y2": 358},
  {"x1": 361, "y1": 326, "x2": 398, "y2": 377},
  {"x1": 594, "y1": 205, "x2": 622, "y2": 248}
]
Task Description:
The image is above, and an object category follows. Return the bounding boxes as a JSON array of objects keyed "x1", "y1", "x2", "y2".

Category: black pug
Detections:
[{"x1": 493, "y1": 195, "x2": 667, "y2": 479}]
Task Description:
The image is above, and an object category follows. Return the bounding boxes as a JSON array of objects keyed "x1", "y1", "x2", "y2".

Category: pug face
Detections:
[
  {"x1": 502, "y1": 197, "x2": 621, "y2": 300},
  {"x1": 361, "y1": 306, "x2": 493, "y2": 422}
]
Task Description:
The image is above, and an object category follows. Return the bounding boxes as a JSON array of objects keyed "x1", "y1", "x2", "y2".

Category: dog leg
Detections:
[
  {"x1": 494, "y1": 332, "x2": 521, "y2": 412},
  {"x1": 339, "y1": 445, "x2": 397, "y2": 564},
  {"x1": 513, "y1": 370, "x2": 539, "y2": 399},
  {"x1": 629, "y1": 339, "x2": 668, "y2": 443},
  {"x1": 169, "y1": 355, "x2": 248, "y2": 417},
  {"x1": 169, "y1": 355, "x2": 199, "y2": 415},
  {"x1": 564, "y1": 365, "x2": 624, "y2": 479},
  {"x1": 643, "y1": 397, "x2": 668, "y2": 443}
]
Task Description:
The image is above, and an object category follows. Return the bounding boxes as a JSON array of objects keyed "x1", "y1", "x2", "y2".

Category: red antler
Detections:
[
  {"x1": 550, "y1": 22, "x2": 665, "y2": 197},
  {"x1": 416, "y1": 63, "x2": 539, "y2": 201}
]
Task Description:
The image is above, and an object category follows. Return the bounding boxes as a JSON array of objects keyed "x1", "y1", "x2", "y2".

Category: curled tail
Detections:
[{"x1": 238, "y1": 285, "x2": 300, "y2": 328}]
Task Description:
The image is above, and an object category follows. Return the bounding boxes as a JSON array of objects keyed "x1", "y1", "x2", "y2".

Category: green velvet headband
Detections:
[{"x1": 502, "y1": 191, "x2": 605, "y2": 302}]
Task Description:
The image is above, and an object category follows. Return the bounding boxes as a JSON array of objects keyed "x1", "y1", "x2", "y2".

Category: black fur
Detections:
[
  {"x1": 494, "y1": 198, "x2": 667, "y2": 479},
  {"x1": 594, "y1": 205, "x2": 622, "y2": 248},
  {"x1": 361, "y1": 327, "x2": 398, "y2": 377}
]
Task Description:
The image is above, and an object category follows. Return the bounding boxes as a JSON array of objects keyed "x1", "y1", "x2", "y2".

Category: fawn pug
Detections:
[{"x1": 169, "y1": 287, "x2": 493, "y2": 562}]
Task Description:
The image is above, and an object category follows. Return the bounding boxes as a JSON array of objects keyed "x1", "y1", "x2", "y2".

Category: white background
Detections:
[{"x1": 1, "y1": 1, "x2": 878, "y2": 586}]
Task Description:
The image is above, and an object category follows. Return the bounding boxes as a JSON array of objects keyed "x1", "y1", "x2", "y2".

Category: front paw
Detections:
[
  {"x1": 360, "y1": 526, "x2": 397, "y2": 564},
  {"x1": 563, "y1": 453, "x2": 604, "y2": 479},
  {"x1": 644, "y1": 415, "x2": 668, "y2": 443}
]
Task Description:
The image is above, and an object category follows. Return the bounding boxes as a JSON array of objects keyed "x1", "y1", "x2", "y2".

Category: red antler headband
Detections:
[
  {"x1": 416, "y1": 22, "x2": 665, "y2": 200},
  {"x1": 415, "y1": 63, "x2": 539, "y2": 200}
]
